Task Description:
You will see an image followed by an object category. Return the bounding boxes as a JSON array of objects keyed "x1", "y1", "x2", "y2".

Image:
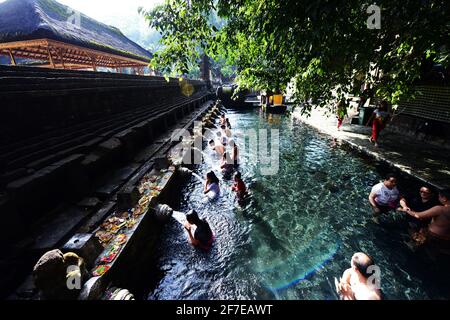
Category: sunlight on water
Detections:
[{"x1": 146, "y1": 108, "x2": 450, "y2": 301}]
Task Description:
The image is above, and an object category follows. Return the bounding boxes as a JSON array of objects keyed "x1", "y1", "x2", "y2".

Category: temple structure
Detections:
[{"x1": 0, "y1": 0, "x2": 152, "y2": 74}]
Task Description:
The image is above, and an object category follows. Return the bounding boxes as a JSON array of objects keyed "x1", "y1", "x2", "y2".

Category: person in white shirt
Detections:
[{"x1": 369, "y1": 173, "x2": 400, "y2": 218}]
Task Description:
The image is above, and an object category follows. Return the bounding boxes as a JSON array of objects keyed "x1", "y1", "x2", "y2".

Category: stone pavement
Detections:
[{"x1": 292, "y1": 109, "x2": 450, "y2": 190}]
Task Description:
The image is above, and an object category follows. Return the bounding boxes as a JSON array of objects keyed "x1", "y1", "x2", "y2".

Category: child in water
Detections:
[{"x1": 204, "y1": 171, "x2": 220, "y2": 199}]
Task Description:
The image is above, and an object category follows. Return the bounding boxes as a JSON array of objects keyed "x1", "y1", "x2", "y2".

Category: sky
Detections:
[
  {"x1": 56, "y1": 0, "x2": 161, "y2": 27},
  {"x1": 0, "y1": 0, "x2": 163, "y2": 48}
]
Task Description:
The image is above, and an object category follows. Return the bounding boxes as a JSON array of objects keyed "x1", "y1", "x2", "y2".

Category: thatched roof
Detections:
[{"x1": 0, "y1": 0, "x2": 152, "y2": 62}]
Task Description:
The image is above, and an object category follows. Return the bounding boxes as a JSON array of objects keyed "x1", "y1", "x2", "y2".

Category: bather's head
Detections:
[
  {"x1": 351, "y1": 252, "x2": 375, "y2": 279},
  {"x1": 438, "y1": 188, "x2": 450, "y2": 205},
  {"x1": 383, "y1": 173, "x2": 397, "y2": 190},
  {"x1": 419, "y1": 186, "x2": 434, "y2": 201},
  {"x1": 209, "y1": 139, "x2": 215, "y2": 147},
  {"x1": 379, "y1": 100, "x2": 389, "y2": 111},
  {"x1": 186, "y1": 209, "x2": 201, "y2": 225},
  {"x1": 206, "y1": 171, "x2": 219, "y2": 184},
  {"x1": 234, "y1": 171, "x2": 242, "y2": 182}
]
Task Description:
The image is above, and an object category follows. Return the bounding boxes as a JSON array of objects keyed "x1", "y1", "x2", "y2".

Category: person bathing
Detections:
[
  {"x1": 336, "y1": 252, "x2": 382, "y2": 300},
  {"x1": 204, "y1": 171, "x2": 220, "y2": 199},
  {"x1": 368, "y1": 173, "x2": 400, "y2": 222},
  {"x1": 184, "y1": 209, "x2": 214, "y2": 251}
]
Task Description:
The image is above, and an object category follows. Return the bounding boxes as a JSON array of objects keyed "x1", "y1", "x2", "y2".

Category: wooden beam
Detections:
[
  {"x1": 0, "y1": 38, "x2": 150, "y2": 70},
  {"x1": 58, "y1": 48, "x2": 66, "y2": 69},
  {"x1": 8, "y1": 49, "x2": 16, "y2": 65},
  {"x1": 47, "y1": 46, "x2": 55, "y2": 68},
  {"x1": 0, "y1": 39, "x2": 48, "y2": 50}
]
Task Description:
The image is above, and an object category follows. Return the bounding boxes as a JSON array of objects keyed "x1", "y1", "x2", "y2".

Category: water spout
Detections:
[
  {"x1": 192, "y1": 172, "x2": 205, "y2": 184},
  {"x1": 172, "y1": 211, "x2": 187, "y2": 225},
  {"x1": 178, "y1": 167, "x2": 193, "y2": 178},
  {"x1": 154, "y1": 204, "x2": 173, "y2": 222}
]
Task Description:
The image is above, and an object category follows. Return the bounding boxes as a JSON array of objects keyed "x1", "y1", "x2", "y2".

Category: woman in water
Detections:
[
  {"x1": 204, "y1": 171, "x2": 220, "y2": 198},
  {"x1": 184, "y1": 209, "x2": 214, "y2": 250}
]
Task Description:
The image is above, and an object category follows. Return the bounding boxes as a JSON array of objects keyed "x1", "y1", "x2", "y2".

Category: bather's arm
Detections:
[
  {"x1": 184, "y1": 224, "x2": 200, "y2": 246},
  {"x1": 337, "y1": 269, "x2": 355, "y2": 300},
  {"x1": 369, "y1": 192, "x2": 380, "y2": 213},
  {"x1": 406, "y1": 205, "x2": 442, "y2": 220},
  {"x1": 398, "y1": 197, "x2": 410, "y2": 212}
]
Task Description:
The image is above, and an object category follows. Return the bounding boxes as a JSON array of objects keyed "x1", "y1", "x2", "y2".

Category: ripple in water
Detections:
[{"x1": 145, "y1": 109, "x2": 450, "y2": 300}]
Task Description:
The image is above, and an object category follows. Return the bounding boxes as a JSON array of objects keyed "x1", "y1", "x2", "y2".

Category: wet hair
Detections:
[
  {"x1": 234, "y1": 171, "x2": 242, "y2": 180},
  {"x1": 439, "y1": 188, "x2": 450, "y2": 200},
  {"x1": 221, "y1": 125, "x2": 226, "y2": 130},
  {"x1": 209, "y1": 139, "x2": 215, "y2": 145},
  {"x1": 385, "y1": 173, "x2": 397, "y2": 181},
  {"x1": 206, "y1": 171, "x2": 220, "y2": 184},
  {"x1": 186, "y1": 209, "x2": 203, "y2": 225},
  {"x1": 353, "y1": 253, "x2": 375, "y2": 279}
]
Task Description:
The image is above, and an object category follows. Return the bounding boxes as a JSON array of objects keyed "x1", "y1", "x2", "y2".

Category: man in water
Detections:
[
  {"x1": 336, "y1": 252, "x2": 382, "y2": 300},
  {"x1": 184, "y1": 209, "x2": 214, "y2": 250},
  {"x1": 209, "y1": 139, "x2": 225, "y2": 156},
  {"x1": 404, "y1": 188, "x2": 450, "y2": 249},
  {"x1": 398, "y1": 186, "x2": 440, "y2": 230},
  {"x1": 369, "y1": 173, "x2": 400, "y2": 222}
]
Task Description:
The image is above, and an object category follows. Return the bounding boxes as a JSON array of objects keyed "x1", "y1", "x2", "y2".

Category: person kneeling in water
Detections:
[
  {"x1": 336, "y1": 252, "x2": 382, "y2": 300},
  {"x1": 204, "y1": 171, "x2": 220, "y2": 199},
  {"x1": 184, "y1": 210, "x2": 214, "y2": 250}
]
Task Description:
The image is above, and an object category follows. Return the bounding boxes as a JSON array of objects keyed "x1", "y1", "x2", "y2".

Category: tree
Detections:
[{"x1": 140, "y1": 0, "x2": 450, "y2": 110}]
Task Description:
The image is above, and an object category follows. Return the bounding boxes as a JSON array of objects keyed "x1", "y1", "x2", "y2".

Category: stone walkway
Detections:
[{"x1": 292, "y1": 109, "x2": 450, "y2": 190}]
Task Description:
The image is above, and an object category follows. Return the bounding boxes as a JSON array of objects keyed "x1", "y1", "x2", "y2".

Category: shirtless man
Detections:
[
  {"x1": 209, "y1": 139, "x2": 225, "y2": 156},
  {"x1": 404, "y1": 188, "x2": 450, "y2": 243},
  {"x1": 336, "y1": 252, "x2": 382, "y2": 300}
]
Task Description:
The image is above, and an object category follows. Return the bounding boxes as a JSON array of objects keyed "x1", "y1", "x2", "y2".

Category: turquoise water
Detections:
[{"x1": 146, "y1": 108, "x2": 450, "y2": 300}]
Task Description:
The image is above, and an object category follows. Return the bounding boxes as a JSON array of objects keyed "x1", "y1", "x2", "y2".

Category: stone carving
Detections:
[{"x1": 33, "y1": 249, "x2": 88, "y2": 300}]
